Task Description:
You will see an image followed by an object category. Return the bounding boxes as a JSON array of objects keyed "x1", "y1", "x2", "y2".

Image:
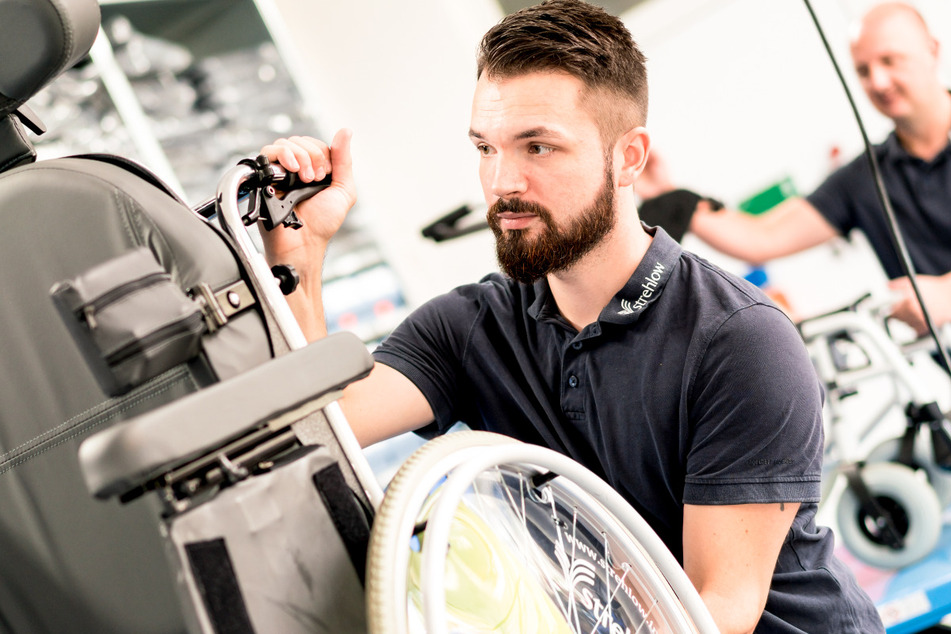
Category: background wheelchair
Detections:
[
  {"x1": 0, "y1": 0, "x2": 716, "y2": 632},
  {"x1": 800, "y1": 294, "x2": 951, "y2": 570}
]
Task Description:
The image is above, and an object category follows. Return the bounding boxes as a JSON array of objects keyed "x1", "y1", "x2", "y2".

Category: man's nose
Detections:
[
  {"x1": 866, "y1": 64, "x2": 891, "y2": 92},
  {"x1": 486, "y1": 155, "x2": 528, "y2": 199}
]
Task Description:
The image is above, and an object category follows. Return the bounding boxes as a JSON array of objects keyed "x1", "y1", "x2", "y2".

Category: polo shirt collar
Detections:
[
  {"x1": 600, "y1": 226, "x2": 682, "y2": 325},
  {"x1": 880, "y1": 128, "x2": 951, "y2": 166},
  {"x1": 880, "y1": 131, "x2": 906, "y2": 163},
  {"x1": 525, "y1": 226, "x2": 682, "y2": 325},
  {"x1": 878, "y1": 130, "x2": 949, "y2": 165},
  {"x1": 527, "y1": 277, "x2": 557, "y2": 321}
]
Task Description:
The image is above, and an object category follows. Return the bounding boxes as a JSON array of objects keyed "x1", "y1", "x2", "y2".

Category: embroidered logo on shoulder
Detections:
[{"x1": 618, "y1": 261, "x2": 666, "y2": 315}]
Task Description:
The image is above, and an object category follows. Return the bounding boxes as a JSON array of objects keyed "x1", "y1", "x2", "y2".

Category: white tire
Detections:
[
  {"x1": 836, "y1": 462, "x2": 942, "y2": 569},
  {"x1": 365, "y1": 431, "x2": 718, "y2": 634},
  {"x1": 866, "y1": 434, "x2": 951, "y2": 508}
]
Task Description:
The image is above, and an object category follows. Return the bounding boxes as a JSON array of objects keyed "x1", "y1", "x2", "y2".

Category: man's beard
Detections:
[{"x1": 486, "y1": 163, "x2": 616, "y2": 284}]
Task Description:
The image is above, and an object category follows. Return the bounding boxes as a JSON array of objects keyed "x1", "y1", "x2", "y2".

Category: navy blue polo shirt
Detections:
[
  {"x1": 807, "y1": 130, "x2": 951, "y2": 279},
  {"x1": 373, "y1": 228, "x2": 883, "y2": 633}
]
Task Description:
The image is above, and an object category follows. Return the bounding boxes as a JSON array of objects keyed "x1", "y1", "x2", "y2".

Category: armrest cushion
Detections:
[{"x1": 79, "y1": 331, "x2": 372, "y2": 499}]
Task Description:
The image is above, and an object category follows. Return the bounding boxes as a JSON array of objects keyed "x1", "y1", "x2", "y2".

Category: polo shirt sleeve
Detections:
[
  {"x1": 805, "y1": 159, "x2": 865, "y2": 236},
  {"x1": 371, "y1": 288, "x2": 476, "y2": 437},
  {"x1": 683, "y1": 303, "x2": 824, "y2": 505}
]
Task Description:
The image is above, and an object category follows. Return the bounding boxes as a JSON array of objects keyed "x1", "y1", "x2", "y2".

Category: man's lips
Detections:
[
  {"x1": 497, "y1": 212, "x2": 537, "y2": 230},
  {"x1": 872, "y1": 90, "x2": 899, "y2": 109}
]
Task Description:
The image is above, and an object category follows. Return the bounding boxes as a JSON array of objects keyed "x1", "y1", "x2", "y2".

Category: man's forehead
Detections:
[
  {"x1": 851, "y1": 8, "x2": 931, "y2": 58},
  {"x1": 469, "y1": 72, "x2": 597, "y2": 140}
]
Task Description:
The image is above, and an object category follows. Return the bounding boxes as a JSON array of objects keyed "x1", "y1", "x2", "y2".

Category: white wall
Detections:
[
  {"x1": 267, "y1": 0, "x2": 504, "y2": 307},
  {"x1": 269, "y1": 0, "x2": 951, "y2": 315}
]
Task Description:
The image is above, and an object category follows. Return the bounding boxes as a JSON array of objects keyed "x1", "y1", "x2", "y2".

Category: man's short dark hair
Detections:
[{"x1": 477, "y1": 0, "x2": 648, "y2": 139}]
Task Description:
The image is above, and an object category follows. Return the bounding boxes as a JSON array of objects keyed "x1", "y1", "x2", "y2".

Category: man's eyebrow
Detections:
[
  {"x1": 515, "y1": 127, "x2": 564, "y2": 140},
  {"x1": 468, "y1": 127, "x2": 565, "y2": 140}
]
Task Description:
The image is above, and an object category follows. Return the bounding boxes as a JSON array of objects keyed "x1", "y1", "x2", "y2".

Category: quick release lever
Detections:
[{"x1": 239, "y1": 155, "x2": 333, "y2": 230}]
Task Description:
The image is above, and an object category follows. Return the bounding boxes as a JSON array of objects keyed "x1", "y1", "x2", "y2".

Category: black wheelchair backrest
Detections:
[{"x1": 0, "y1": 4, "x2": 276, "y2": 629}]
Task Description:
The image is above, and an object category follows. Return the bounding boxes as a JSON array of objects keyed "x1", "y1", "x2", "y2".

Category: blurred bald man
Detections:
[{"x1": 690, "y1": 2, "x2": 951, "y2": 334}]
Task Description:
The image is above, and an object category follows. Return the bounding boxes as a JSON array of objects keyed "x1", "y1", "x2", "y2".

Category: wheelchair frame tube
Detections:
[
  {"x1": 215, "y1": 163, "x2": 384, "y2": 509},
  {"x1": 801, "y1": 312, "x2": 938, "y2": 402},
  {"x1": 216, "y1": 163, "x2": 307, "y2": 349},
  {"x1": 802, "y1": 310, "x2": 943, "y2": 467}
]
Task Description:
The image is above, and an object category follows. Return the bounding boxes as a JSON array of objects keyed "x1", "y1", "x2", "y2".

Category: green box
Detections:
[{"x1": 738, "y1": 176, "x2": 798, "y2": 215}]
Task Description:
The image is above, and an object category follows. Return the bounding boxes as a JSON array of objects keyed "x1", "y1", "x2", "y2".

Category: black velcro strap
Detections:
[
  {"x1": 639, "y1": 189, "x2": 701, "y2": 243},
  {"x1": 640, "y1": 188, "x2": 724, "y2": 243},
  {"x1": 312, "y1": 463, "x2": 370, "y2": 586},
  {"x1": 184, "y1": 538, "x2": 255, "y2": 634}
]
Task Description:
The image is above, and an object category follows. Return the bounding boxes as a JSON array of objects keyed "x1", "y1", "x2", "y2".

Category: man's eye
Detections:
[
  {"x1": 529, "y1": 144, "x2": 553, "y2": 156},
  {"x1": 477, "y1": 144, "x2": 493, "y2": 156}
]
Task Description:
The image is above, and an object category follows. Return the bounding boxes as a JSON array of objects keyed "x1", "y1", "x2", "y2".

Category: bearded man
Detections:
[{"x1": 260, "y1": 1, "x2": 884, "y2": 632}]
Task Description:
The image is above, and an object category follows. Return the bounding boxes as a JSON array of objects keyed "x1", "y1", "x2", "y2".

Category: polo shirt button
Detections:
[
  {"x1": 572, "y1": 342, "x2": 582, "y2": 350},
  {"x1": 568, "y1": 375, "x2": 579, "y2": 388}
]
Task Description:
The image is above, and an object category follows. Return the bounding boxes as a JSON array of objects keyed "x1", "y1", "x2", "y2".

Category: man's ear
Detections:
[{"x1": 616, "y1": 126, "x2": 650, "y2": 188}]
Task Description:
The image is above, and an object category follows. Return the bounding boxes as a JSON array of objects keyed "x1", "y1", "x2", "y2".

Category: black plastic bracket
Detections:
[
  {"x1": 842, "y1": 462, "x2": 905, "y2": 550},
  {"x1": 905, "y1": 401, "x2": 951, "y2": 470},
  {"x1": 421, "y1": 204, "x2": 489, "y2": 242},
  {"x1": 13, "y1": 104, "x2": 46, "y2": 136}
]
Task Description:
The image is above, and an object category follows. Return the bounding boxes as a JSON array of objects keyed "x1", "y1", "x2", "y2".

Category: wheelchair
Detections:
[
  {"x1": 0, "y1": 0, "x2": 717, "y2": 631},
  {"x1": 800, "y1": 294, "x2": 951, "y2": 570}
]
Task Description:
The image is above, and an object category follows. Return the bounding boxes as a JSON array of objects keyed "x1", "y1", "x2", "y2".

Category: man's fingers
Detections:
[
  {"x1": 888, "y1": 277, "x2": 912, "y2": 292},
  {"x1": 259, "y1": 136, "x2": 332, "y2": 182},
  {"x1": 329, "y1": 128, "x2": 354, "y2": 189},
  {"x1": 287, "y1": 136, "x2": 331, "y2": 181}
]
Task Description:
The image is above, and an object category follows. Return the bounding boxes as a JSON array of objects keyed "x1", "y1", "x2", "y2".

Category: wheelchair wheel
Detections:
[
  {"x1": 866, "y1": 435, "x2": 951, "y2": 508},
  {"x1": 365, "y1": 431, "x2": 717, "y2": 634},
  {"x1": 836, "y1": 462, "x2": 942, "y2": 569}
]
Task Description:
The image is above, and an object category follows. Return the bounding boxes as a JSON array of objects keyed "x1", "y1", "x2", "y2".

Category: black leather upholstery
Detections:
[
  {"x1": 0, "y1": 157, "x2": 272, "y2": 632},
  {"x1": 0, "y1": 4, "x2": 370, "y2": 631},
  {"x1": 0, "y1": 115, "x2": 36, "y2": 172},
  {"x1": 0, "y1": 0, "x2": 100, "y2": 178},
  {"x1": 0, "y1": 0, "x2": 100, "y2": 118}
]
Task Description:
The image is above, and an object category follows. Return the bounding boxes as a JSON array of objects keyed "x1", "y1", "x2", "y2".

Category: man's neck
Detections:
[
  {"x1": 894, "y1": 89, "x2": 951, "y2": 160},
  {"x1": 546, "y1": 219, "x2": 652, "y2": 331}
]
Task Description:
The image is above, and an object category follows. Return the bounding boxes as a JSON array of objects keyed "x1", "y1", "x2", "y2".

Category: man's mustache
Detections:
[{"x1": 487, "y1": 198, "x2": 553, "y2": 225}]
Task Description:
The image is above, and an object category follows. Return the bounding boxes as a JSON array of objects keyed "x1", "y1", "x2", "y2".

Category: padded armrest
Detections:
[
  {"x1": 79, "y1": 332, "x2": 373, "y2": 500},
  {"x1": 0, "y1": 0, "x2": 101, "y2": 117}
]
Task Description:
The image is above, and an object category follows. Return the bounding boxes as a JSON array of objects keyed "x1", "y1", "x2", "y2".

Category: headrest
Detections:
[{"x1": 0, "y1": 0, "x2": 101, "y2": 119}]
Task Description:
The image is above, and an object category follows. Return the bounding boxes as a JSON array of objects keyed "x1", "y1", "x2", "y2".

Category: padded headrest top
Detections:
[{"x1": 0, "y1": 0, "x2": 101, "y2": 118}]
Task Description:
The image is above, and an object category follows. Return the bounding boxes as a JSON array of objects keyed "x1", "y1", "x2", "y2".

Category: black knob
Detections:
[{"x1": 271, "y1": 264, "x2": 299, "y2": 295}]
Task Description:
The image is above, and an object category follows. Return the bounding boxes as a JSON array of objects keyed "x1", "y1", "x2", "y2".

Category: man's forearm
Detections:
[
  {"x1": 256, "y1": 130, "x2": 358, "y2": 343},
  {"x1": 284, "y1": 275, "x2": 328, "y2": 342},
  {"x1": 261, "y1": 227, "x2": 333, "y2": 343},
  {"x1": 689, "y1": 197, "x2": 838, "y2": 263}
]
